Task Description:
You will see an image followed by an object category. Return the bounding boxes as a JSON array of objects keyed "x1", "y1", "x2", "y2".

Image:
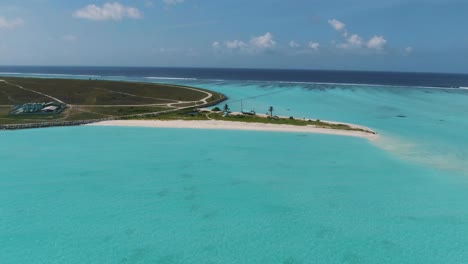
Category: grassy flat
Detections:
[{"x1": 0, "y1": 77, "x2": 225, "y2": 125}]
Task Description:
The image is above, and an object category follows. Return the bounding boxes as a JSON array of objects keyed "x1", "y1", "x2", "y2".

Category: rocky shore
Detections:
[{"x1": 0, "y1": 119, "x2": 114, "y2": 130}]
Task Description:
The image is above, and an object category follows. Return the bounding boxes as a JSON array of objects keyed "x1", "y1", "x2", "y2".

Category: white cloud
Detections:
[
  {"x1": 337, "y1": 34, "x2": 363, "y2": 49},
  {"x1": 145, "y1": 1, "x2": 155, "y2": 7},
  {"x1": 367, "y1": 35, "x2": 387, "y2": 50},
  {"x1": 220, "y1": 32, "x2": 276, "y2": 53},
  {"x1": 225, "y1": 40, "x2": 248, "y2": 49},
  {"x1": 214, "y1": 32, "x2": 278, "y2": 54},
  {"x1": 73, "y1": 2, "x2": 143, "y2": 21},
  {"x1": 329, "y1": 18, "x2": 351, "y2": 40},
  {"x1": 212, "y1": 41, "x2": 220, "y2": 48},
  {"x1": 164, "y1": 0, "x2": 184, "y2": 5},
  {"x1": 348, "y1": 34, "x2": 363, "y2": 47},
  {"x1": 405, "y1": 46, "x2": 413, "y2": 55},
  {"x1": 0, "y1": 16, "x2": 24, "y2": 29},
  {"x1": 308, "y1": 41, "x2": 320, "y2": 50},
  {"x1": 329, "y1": 18, "x2": 388, "y2": 51},
  {"x1": 328, "y1": 19, "x2": 346, "y2": 32},
  {"x1": 62, "y1": 34, "x2": 78, "y2": 42},
  {"x1": 289, "y1": 40, "x2": 300, "y2": 48},
  {"x1": 250, "y1": 32, "x2": 276, "y2": 49}
]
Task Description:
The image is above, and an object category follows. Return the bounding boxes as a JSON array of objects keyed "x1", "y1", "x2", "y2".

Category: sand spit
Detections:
[{"x1": 89, "y1": 120, "x2": 378, "y2": 140}]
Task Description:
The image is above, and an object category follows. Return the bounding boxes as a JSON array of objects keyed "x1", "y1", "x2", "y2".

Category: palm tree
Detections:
[
  {"x1": 224, "y1": 104, "x2": 230, "y2": 113},
  {"x1": 268, "y1": 106, "x2": 274, "y2": 116}
]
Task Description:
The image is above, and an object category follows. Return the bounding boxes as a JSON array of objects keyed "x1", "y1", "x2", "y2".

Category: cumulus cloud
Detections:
[
  {"x1": 225, "y1": 40, "x2": 248, "y2": 50},
  {"x1": 164, "y1": 0, "x2": 184, "y2": 5},
  {"x1": 329, "y1": 18, "x2": 387, "y2": 51},
  {"x1": 367, "y1": 35, "x2": 387, "y2": 50},
  {"x1": 328, "y1": 19, "x2": 346, "y2": 32},
  {"x1": 250, "y1": 32, "x2": 276, "y2": 49},
  {"x1": 0, "y1": 16, "x2": 24, "y2": 29},
  {"x1": 337, "y1": 34, "x2": 364, "y2": 49},
  {"x1": 289, "y1": 40, "x2": 300, "y2": 48},
  {"x1": 73, "y1": 2, "x2": 143, "y2": 21},
  {"x1": 328, "y1": 18, "x2": 348, "y2": 37},
  {"x1": 308, "y1": 41, "x2": 320, "y2": 50},
  {"x1": 348, "y1": 34, "x2": 363, "y2": 47},
  {"x1": 217, "y1": 32, "x2": 276, "y2": 53}
]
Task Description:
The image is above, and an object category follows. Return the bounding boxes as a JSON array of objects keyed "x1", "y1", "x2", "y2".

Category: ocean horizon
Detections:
[
  {"x1": 1, "y1": 66, "x2": 468, "y2": 88},
  {"x1": 2, "y1": 67, "x2": 468, "y2": 263}
]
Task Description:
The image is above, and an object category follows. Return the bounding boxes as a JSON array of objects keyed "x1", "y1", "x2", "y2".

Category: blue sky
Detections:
[{"x1": 0, "y1": 0, "x2": 467, "y2": 73}]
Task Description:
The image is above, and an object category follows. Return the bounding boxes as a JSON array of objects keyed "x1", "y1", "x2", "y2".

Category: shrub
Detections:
[
  {"x1": 316, "y1": 119, "x2": 320, "y2": 122},
  {"x1": 212, "y1": 107, "x2": 221, "y2": 112},
  {"x1": 289, "y1": 116, "x2": 294, "y2": 120}
]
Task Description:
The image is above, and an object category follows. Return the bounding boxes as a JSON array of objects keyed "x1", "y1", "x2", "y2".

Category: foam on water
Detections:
[
  {"x1": 373, "y1": 134, "x2": 468, "y2": 175},
  {"x1": 145, "y1": 77, "x2": 198, "y2": 81}
]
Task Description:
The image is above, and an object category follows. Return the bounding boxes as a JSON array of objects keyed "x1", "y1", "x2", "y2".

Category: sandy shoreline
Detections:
[{"x1": 89, "y1": 120, "x2": 378, "y2": 140}]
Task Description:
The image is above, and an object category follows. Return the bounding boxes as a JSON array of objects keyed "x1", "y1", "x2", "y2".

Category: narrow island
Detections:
[{"x1": 0, "y1": 77, "x2": 377, "y2": 139}]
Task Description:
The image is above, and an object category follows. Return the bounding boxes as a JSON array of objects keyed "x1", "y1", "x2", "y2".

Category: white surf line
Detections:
[{"x1": 0, "y1": 79, "x2": 66, "y2": 104}]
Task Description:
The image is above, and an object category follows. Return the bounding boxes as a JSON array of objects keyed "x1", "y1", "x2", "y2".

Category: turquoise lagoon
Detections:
[{"x1": 2, "y1": 77, "x2": 468, "y2": 263}]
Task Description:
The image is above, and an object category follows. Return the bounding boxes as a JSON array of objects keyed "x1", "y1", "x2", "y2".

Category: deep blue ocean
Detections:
[
  {"x1": 1, "y1": 66, "x2": 468, "y2": 263},
  {"x1": 1, "y1": 66, "x2": 468, "y2": 88}
]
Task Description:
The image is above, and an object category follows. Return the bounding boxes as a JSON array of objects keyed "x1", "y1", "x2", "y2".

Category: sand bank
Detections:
[{"x1": 89, "y1": 120, "x2": 378, "y2": 140}]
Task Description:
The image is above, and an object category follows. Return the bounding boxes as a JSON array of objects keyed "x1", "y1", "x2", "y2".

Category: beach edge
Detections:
[{"x1": 88, "y1": 120, "x2": 378, "y2": 140}]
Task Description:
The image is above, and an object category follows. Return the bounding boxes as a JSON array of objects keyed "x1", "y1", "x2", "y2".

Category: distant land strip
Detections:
[{"x1": 0, "y1": 76, "x2": 227, "y2": 129}]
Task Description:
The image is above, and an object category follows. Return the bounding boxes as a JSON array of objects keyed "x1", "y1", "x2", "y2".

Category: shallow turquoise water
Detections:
[
  {"x1": 2, "y1": 77, "x2": 468, "y2": 263},
  {"x1": 3, "y1": 127, "x2": 468, "y2": 263},
  {"x1": 185, "y1": 81, "x2": 468, "y2": 176}
]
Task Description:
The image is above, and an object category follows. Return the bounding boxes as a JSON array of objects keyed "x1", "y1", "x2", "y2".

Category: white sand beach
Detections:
[{"x1": 89, "y1": 120, "x2": 378, "y2": 140}]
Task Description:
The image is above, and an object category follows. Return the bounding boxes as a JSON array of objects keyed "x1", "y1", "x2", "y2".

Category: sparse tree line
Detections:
[{"x1": 221, "y1": 104, "x2": 275, "y2": 116}]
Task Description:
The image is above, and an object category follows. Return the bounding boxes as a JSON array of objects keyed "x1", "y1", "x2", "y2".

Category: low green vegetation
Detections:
[
  {"x1": 0, "y1": 77, "x2": 213, "y2": 104},
  {"x1": 73, "y1": 106, "x2": 168, "y2": 117},
  {"x1": 0, "y1": 106, "x2": 10, "y2": 115},
  {"x1": 122, "y1": 109, "x2": 210, "y2": 121},
  {"x1": 132, "y1": 109, "x2": 375, "y2": 134},
  {"x1": 0, "y1": 112, "x2": 65, "y2": 125}
]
